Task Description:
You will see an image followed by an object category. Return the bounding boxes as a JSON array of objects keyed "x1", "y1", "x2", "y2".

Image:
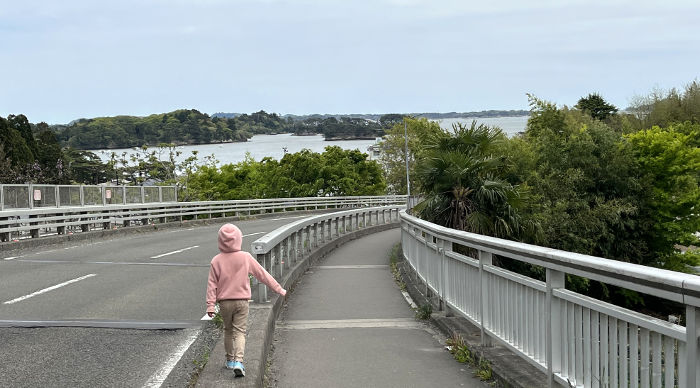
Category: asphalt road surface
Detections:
[{"x1": 0, "y1": 214, "x2": 314, "y2": 388}]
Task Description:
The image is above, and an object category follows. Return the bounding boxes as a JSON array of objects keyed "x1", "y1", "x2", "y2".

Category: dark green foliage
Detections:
[
  {"x1": 185, "y1": 146, "x2": 386, "y2": 200},
  {"x1": 291, "y1": 116, "x2": 385, "y2": 139},
  {"x1": 575, "y1": 93, "x2": 618, "y2": 121},
  {"x1": 414, "y1": 121, "x2": 532, "y2": 239},
  {"x1": 627, "y1": 80, "x2": 700, "y2": 130},
  {"x1": 54, "y1": 109, "x2": 250, "y2": 149},
  {"x1": 53, "y1": 110, "x2": 391, "y2": 150}
]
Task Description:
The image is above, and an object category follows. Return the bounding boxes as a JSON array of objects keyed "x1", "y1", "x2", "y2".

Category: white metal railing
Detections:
[
  {"x1": 0, "y1": 184, "x2": 178, "y2": 210},
  {"x1": 250, "y1": 205, "x2": 403, "y2": 303},
  {"x1": 0, "y1": 196, "x2": 406, "y2": 242},
  {"x1": 400, "y1": 210, "x2": 700, "y2": 388}
]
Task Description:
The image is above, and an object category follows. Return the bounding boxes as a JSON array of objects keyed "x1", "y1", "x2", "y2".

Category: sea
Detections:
[{"x1": 95, "y1": 116, "x2": 529, "y2": 166}]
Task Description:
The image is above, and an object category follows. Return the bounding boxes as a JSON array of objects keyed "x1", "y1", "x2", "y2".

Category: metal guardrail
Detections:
[
  {"x1": 250, "y1": 205, "x2": 403, "y2": 303},
  {"x1": 0, "y1": 184, "x2": 178, "y2": 211},
  {"x1": 0, "y1": 196, "x2": 406, "y2": 242},
  {"x1": 400, "y1": 210, "x2": 700, "y2": 388}
]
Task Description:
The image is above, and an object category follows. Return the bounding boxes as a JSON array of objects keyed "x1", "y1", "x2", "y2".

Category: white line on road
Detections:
[
  {"x1": 143, "y1": 329, "x2": 200, "y2": 388},
  {"x1": 150, "y1": 245, "x2": 199, "y2": 259},
  {"x1": 2, "y1": 256, "x2": 21, "y2": 261},
  {"x1": 243, "y1": 231, "x2": 266, "y2": 237},
  {"x1": 3, "y1": 274, "x2": 97, "y2": 305},
  {"x1": 278, "y1": 318, "x2": 422, "y2": 330}
]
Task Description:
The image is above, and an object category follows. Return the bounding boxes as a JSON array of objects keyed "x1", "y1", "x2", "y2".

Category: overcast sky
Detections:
[{"x1": 1, "y1": 0, "x2": 699, "y2": 124}]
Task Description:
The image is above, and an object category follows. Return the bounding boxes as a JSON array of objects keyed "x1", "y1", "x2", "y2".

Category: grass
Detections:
[
  {"x1": 414, "y1": 303, "x2": 432, "y2": 320},
  {"x1": 446, "y1": 334, "x2": 494, "y2": 382}
]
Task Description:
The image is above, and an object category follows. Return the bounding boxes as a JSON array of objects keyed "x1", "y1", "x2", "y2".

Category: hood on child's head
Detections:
[{"x1": 218, "y1": 223, "x2": 242, "y2": 252}]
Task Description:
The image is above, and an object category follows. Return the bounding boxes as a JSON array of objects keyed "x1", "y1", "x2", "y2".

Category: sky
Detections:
[{"x1": 1, "y1": 0, "x2": 699, "y2": 124}]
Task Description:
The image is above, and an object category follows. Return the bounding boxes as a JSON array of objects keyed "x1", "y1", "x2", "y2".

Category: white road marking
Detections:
[
  {"x1": 3, "y1": 274, "x2": 97, "y2": 305},
  {"x1": 150, "y1": 245, "x2": 199, "y2": 259},
  {"x1": 243, "y1": 231, "x2": 266, "y2": 237},
  {"x1": 142, "y1": 329, "x2": 200, "y2": 388},
  {"x1": 3, "y1": 256, "x2": 21, "y2": 261},
  {"x1": 278, "y1": 318, "x2": 422, "y2": 330}
]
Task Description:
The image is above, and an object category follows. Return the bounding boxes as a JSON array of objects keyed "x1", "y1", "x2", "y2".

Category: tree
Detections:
[
  {"x1": 414, "y1": 121, "x2": 530, "y2": 239},
  {"x1": 575, "y1": 93, "x2": 618, "y2": 121},
  {"x1": 378, "y1": 117, "x2": 443, "y2": 194},
  {"x1": 625, "y1": 123, "x2": 700, "y2": 270}
]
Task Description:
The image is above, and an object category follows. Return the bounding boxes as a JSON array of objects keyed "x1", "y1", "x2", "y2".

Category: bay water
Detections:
[{"x1": 96, "y1": 116, "x2": 528, "y2": 166}]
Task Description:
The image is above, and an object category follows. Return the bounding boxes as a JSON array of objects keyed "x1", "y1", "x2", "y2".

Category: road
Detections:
[{"x1": 0, "y1": 214, "x2": 313, "y2": 388}]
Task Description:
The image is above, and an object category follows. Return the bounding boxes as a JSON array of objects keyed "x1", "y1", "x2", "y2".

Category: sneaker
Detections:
[
  {"x1": 233, "y1": 361, "x2": 245, "y2": 377},
  {"x1": 225, "y1": 360, "x2": 235, "y2": 369}
]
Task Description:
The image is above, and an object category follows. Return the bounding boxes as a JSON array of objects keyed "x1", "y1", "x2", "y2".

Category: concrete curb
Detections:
[
  {"x1": 396, "y1": 259, "x2": 548, "y2": 388},
  {"x1": 0, "y1": 209, "x2": 334, "y2": 254},
  {"x1": 196, "y1": 222, "x2": 400, "y2": 388}
]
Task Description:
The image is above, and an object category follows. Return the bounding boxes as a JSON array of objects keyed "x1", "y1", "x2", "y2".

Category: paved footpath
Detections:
[{"x1": 266, "y1": 229, "x2": 490, "y2": 388}]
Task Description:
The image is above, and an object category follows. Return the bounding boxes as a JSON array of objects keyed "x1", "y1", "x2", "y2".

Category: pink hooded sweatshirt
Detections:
[{"x1": 206, "y1": 224, "x2": 286, "y2": 313}]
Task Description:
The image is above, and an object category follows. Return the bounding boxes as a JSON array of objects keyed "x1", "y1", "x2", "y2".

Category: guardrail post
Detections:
[
  {"x1": 255, "y1": 253, "x2": 269, "y2": 303},
  {"x1": 0, "y1": 184, "x2": 4, "y2": 211},
  {"x1": 123, "y1": 186, "x2": 127, "y2": 205},
  {"x1": 438, "y1": 238, "x2": 452, "y2": 313},
  {"x1": 80, "y1": 211, "x2": 89, "y2": 232},
  {"x1": 0, "y1": 216, "x2": 8, "y2": 242},
  {"x1": 313, "y1": 223, "x2": 318, "y2": 248},
  {"x1": 28, "y1": 183, "x2": 34, "y2": 209},
  {"x1": 80, "y1": 185, "x2": 85, "y2": 206},
  {"x1": 687, "y1": 306, "x2": 700, "y2": 388},
  {"x1": 479, "y1": 250, "x2": 492, "y2": 346},
  {"x1": 55, "y1": 186, "x2": 60, "y2": 207},
  {"x1": 140, "y1": 186, "x2": 145, "y2": 204},
  {"x1": 29, "y1": 214, "x2": 39, "y2": 238},
  {"x1": 103, "y1": 212, "x2": 111, "y2": 230},
  {"x1": 274, "y1": 244, "x2": 282, "y2": 279},
  {"x1": 102, "y1": 186, "x2": 106, "y2": 206},
  {"x1": 296, "y1": 231, "x2": 303, "y2": 260},
  {"x1": 158, "y1": 187, "x2": 163, "y2": 203},
  {"x1": 304, "y1": 226, "x2": 311, "y2": 253},
  {"x1": 546, "y1": 269, "x2": 565, "y2": 388}
]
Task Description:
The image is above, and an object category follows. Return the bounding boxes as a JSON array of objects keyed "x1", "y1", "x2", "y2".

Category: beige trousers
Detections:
[{"x1": 219, "y1": 299, "x2": 249, "y2": 362}]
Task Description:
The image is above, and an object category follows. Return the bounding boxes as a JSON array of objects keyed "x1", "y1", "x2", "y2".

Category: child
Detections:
[{"x1": 206, "y1": 223, "x2": 286, "y2": 377}]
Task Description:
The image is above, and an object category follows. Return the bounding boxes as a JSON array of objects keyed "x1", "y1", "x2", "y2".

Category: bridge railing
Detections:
[
  {"x1": 0, "y1": 184, "x2": 178, "y2": 210},
  {"x1": 250, "y1": 205, "x2": 403, "y2": 303},
  {"x1": 401, "y1": 210, "x2": 700, "y2": 388},
  {"x1": 0, "y1": 196, "x2": 406, "y2": 243}
]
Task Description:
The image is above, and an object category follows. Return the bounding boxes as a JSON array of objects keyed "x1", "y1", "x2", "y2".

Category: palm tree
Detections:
[{"x1": 414, "y1": 121, "x2": 528, "y2": 239}]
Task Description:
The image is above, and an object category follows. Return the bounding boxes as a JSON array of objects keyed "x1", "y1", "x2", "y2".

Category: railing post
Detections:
[
  {"x1": 55, "y1": 186, "x2": 60, "y2": 207},
  {"x1": 0, "y1": 184, "x2": 3, "y2": 211},
  {"x1": 274, "y1": 244, "x2": 283, "y2": 279},
  {"x1": 255, "y1": 253, "x2": 268, "y2": 303},
  {"x1": 479, "y1": 250, "x2": 492, "y2": 346},
  {"x1": 80, "y1": 185, "x2": 85, "y2": 206},
  {"x1": 547, "y1": 269, "x2": 565, "y2": 388},
  {"x1": 687, "y1": 305, "x2": 700, "y2": 388},
  {"x1": 158, "y1": 187, "x2": 163, "y2": 203},
  {"x1": 141, "y1": 186, "x2": 145, "y2": 204},
  {"x1": 122, "y1": 186, "x2": 127, "y2": 205},
  {"x1": 28, "y1": 183, "x2": 34, "y2": 209}
]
